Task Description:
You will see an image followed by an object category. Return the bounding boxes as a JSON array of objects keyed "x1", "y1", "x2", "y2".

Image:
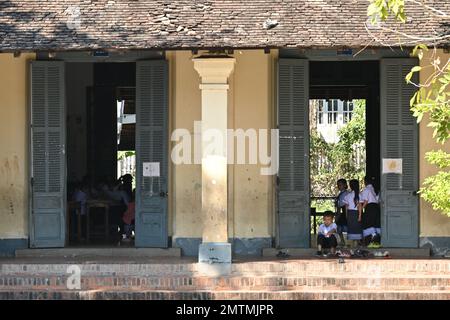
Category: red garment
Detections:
[{"x1": 122, "y1": 202, "x2": 135, "y2": 225}]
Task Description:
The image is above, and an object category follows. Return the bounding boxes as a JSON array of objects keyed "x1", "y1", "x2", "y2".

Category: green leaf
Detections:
[
  {"x1": 367, "y1": 3, "x2": 380, "y2": 16},
  {"x1": 410, "y1": 91, "x2": 418, "y2": 107},
  {"x1": 405, "y1": 71, "x2": 413, "y2": 83},
  {"x1": 412, "y1": 44, "x2": 429, "y2": 56}
]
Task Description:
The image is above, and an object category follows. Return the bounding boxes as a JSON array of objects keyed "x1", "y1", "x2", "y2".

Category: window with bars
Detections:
[
  {"x1": 343, "y1": 101, "x2": 354, "y2": 123},
  {"x1": 326, "y1": 100, "x2": 331, "y2": 124},
  {"x1": 327, "y1": 100, "x2": 338, "y2": 124},
  {"x1": 317, "y1": 100, "x2": 324, "y2": 124}
]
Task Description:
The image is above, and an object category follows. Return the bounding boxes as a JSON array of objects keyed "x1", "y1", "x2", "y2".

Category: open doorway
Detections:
[
  {"x1": 66, "y1": 62, "x2": 136, "y2": 247},
  {"x1": 308, "y1": 61, "x2": 380, "y2": 248},
  {"x1": 277, "y1": 57, "x2": 419, "y2": 249},
  {"x1": 309, "y1": 98, "x2": 366, "y2": 246}
]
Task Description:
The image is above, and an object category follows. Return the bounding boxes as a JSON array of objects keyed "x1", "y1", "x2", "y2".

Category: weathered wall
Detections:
[
  {"x1": 171, "y1": 50, "x2": 276, "y2": 254},
  {"x1": 0, "y1": 53, "x2": 35, "y2": 242},
  {"x1": 170, "y1": 50, "x2": 203, "y2": 242},
  {"x1": 230, "y1": 50, "x2": 274, "y2": 240},
  {"x1": 418, "y1": 49, "x2": 450, "y2": 241},
  {"x1": 5, "y1": 48, "x2": 446, "y2": 255}
]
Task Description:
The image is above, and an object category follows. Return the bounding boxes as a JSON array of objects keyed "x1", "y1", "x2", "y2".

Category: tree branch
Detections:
[{"x1": 406, "y1": 0, "x2": 450, "y2": 18}]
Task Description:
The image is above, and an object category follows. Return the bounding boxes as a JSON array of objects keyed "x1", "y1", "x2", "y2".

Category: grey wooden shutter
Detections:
[
  {"x1": 277, "y1": 59, "x2": 310, "y2": 248},
  {"x1": 30, "y1": 61, "x2": 66, "y2": 248},
  {"x1": 135, "y1": 60, "x2": 169, "y2": 247},
  {"x1": 380, "y1": 58, "x2": 419, "y2": 248}
]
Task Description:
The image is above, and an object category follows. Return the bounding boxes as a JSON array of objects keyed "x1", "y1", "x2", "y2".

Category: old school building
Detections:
[{"x1": 0, "y1": 1, "x2": 449, "y2": 264}]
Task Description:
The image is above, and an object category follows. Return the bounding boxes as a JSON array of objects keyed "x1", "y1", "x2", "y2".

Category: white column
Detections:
[{"x1": 193, "y1": 57, "x2": 235, "y2": 274}]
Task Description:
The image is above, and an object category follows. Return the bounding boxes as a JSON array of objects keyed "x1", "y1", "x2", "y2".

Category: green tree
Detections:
[
  {"x1": 367, "y1": 0, "x2": 450, "y2": 216},
  {"x1": 333, "y1": 100, "x2": 366, "y2": 182},
  {"x1": 310, "y1": 100, "x2": 366, "y2": 198}
]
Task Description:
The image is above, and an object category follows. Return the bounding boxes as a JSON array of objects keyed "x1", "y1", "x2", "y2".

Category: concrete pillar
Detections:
[{"x1": 193, "y1": 57, "x2": 235, "y2": 275}]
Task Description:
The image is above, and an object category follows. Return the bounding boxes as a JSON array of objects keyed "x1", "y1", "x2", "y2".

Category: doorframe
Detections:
[
  {"x1": 274, "y1": 49, "x2": 418, "y2": 248},
  {"x1": 30, "y1": 50, "x2": 170, "y2": 248}
]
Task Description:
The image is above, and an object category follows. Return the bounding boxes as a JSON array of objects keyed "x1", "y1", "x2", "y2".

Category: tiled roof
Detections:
[{"x1": 0, "y1": 0, "x2": 448, "y2": 51}]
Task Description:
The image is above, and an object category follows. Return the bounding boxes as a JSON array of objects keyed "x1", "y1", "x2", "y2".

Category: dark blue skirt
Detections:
[
  {"x1": 362, "y1": 203, "x2": 381, "y2": 237},
  {"x1": 347, "y1": 209, "x2": 362, "y2": 240}
]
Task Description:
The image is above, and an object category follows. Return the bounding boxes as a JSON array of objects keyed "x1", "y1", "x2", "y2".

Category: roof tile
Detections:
[{"x1": 0, "y1": 0, "x2": 448, "y2": 51}]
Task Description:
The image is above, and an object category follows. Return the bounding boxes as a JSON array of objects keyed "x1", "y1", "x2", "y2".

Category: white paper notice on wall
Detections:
[
  {"x1": 382, "y1": 158, "x2": 403, "y2": 174},
  {"x1": 143, "y1": 162, "x2": 160, "y2": 177}
]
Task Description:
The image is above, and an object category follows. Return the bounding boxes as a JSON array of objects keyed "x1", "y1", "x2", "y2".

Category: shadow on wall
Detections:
[{"x1": 420, "y1": 237, "x2": 450, "y2": 257}]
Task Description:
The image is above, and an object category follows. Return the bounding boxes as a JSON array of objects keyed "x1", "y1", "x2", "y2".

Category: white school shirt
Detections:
[
  {"x1": 73, "y1": 190, "x2": 87, "y2": 215},
  {"x1": 359, "y1": 184, "x2": 379, "y2": 204},
  {"x1": 343, "y1": 191, "x2": 358, "y2": 210},
  {"x1": 318, "y1": 223, "x2": 337, "y2": 236},
  {"x1": 337, "y1": 190, "x2": 350, "y2": 208},
  {"x1": 102, "y1": 185, "x2": 130, "y2": 206}
]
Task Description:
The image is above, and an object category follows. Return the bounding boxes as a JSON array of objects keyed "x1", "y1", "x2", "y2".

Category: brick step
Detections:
[
  {"x1": 0, "y1": 258, "x2": 450, "y2": 275},
  {"x1": 2, "y1": 260, "x2": 450, "y2": 276},
  {"x1": 1, "y1": 274, "x2": 449, "y2": 291},
  {"x1": 238, "y1": 259, "x2": 450, "y2": 274},
  {"x1": 1, "y1": 288, "x2": 449, "y2": 300},
  {"x1": 263, "y1": 248, "x2": 431, "y2": 258},
  {"x1": 15, "y1": 248, "x2": 182, "y2": 258}
]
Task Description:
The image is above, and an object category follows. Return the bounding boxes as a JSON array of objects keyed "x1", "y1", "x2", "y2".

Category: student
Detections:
[
  {"x1": 101, "y1": 179, "x2": 130, "y2": 206},
  {"x1": 71, "y1": 181, "x2": 89, "y2": 240},
  {"x1": 97, "y1": 178, "x2": 129, "y2": 239},
  {"x1": 119, "y1": 174, "x2": 133, "y2": 200},
  {"x1": 122, "y1": 189, "x2": 135, "y2": 242},
  {"x1": 343, "y1": 179, "x2": 362, "y2": 247},
  {"x1": 72, "y1": 181, "x2": 89, "y2": 215},
  {"x1": 359, "y1": 176, "x2": 381, "y2": 247},
  {"x1": 335, "y1": 178, "x2": 349, "y2": 246},
  {"x1": 316, "y1": 211, "x2": 338, "y2": 256}
]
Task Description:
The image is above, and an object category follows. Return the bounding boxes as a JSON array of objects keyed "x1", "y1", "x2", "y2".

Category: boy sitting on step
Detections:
[{"x1": 316, "y1": 211, "x2": 339, "y2": 256}]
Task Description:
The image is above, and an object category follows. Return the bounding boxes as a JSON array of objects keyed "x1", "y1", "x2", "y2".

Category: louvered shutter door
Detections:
[
  {"x1": 278, "y1": 59, "x2": 310, "y2": 248},
  {"x1": 30, "y1": 61, "x2": 66, "y2": 248},
  {"x1": 135, "y1": 61, "x2": 169, "y2": 247},
  {"x1": 380, "y1": 59, "x2": 419, "y2": 248}
]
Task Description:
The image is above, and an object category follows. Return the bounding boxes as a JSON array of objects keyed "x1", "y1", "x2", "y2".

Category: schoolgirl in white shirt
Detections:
[
  {"x1": 342, "y1": 179, "x2": 363, "y2": 246},
  {"x1": 359, "y1": 176, "x2": 381, "y2": 246}
]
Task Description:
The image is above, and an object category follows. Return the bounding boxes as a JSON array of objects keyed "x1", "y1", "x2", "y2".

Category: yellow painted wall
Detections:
[
  {"x1": 0, "y1": 53, "x2": 35, "y2": 239},
  {"x1": 0, "y1": 50, "x2": 277, "y2": 242},
  {"x1": 170, "y1": 50, "x2": 203, "y2": 238},
  {"x1": 229, "y1": 50, "x2": 274, "y2": 238},
  {"x1": 171, "y1": 50, "x2": 276, "y2": 240},
  {"x1": 418, "y1": 49, "x2": 450, "y2": 237},
  {"x1": 5, "y1": 48, "x2": 446, "y2": 244}
]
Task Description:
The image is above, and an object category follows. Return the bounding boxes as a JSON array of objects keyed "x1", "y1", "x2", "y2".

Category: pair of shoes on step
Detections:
[
  {"x1": 353, "y1": 249, "x2": 371, "y2": 258},
  {"x1": 367, "y1": 242, "x2": 382, "y2": 249},
  {"x1": 276, "y1": 251, "x2": 290, "y2": 258},
  {"x1": 336, "y1": 249, "x2": 351, "y2": 258},
  {"x1": 373, "y1": 250, "x2": 390, "y2": 257},
  {"x1": 315, "y1": 251, "x2": 337, "y2": 258}
]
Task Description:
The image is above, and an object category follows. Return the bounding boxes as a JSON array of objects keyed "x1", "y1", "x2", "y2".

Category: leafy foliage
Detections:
[
  {"x1": 367, "y1": 0, "x2": 406, "y2": 24},
  {"x1": 334, "y1": 100, "x2": 366, "y2": 179},
  {"x1": 407, "y1": 51, "x2": 450, "y2": 144},
  {"x1": 401, "y1": 36, "x2": 450, "y2": 218},
  {"x1": 310, "y1": 100, "x2": 366, "y2": 197},
  {"x1": 425, "y1": 149, "x2": 450, "y2": 169},
  {"x1": 420, "y1": 150, "x2": 450, "y2": 216},
  {"x1": 117, "y1": 150, "x2": 135, "y2": 160},
  {"x1": 367, "y1": 2, "x2": 450, "y2": 217}
]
